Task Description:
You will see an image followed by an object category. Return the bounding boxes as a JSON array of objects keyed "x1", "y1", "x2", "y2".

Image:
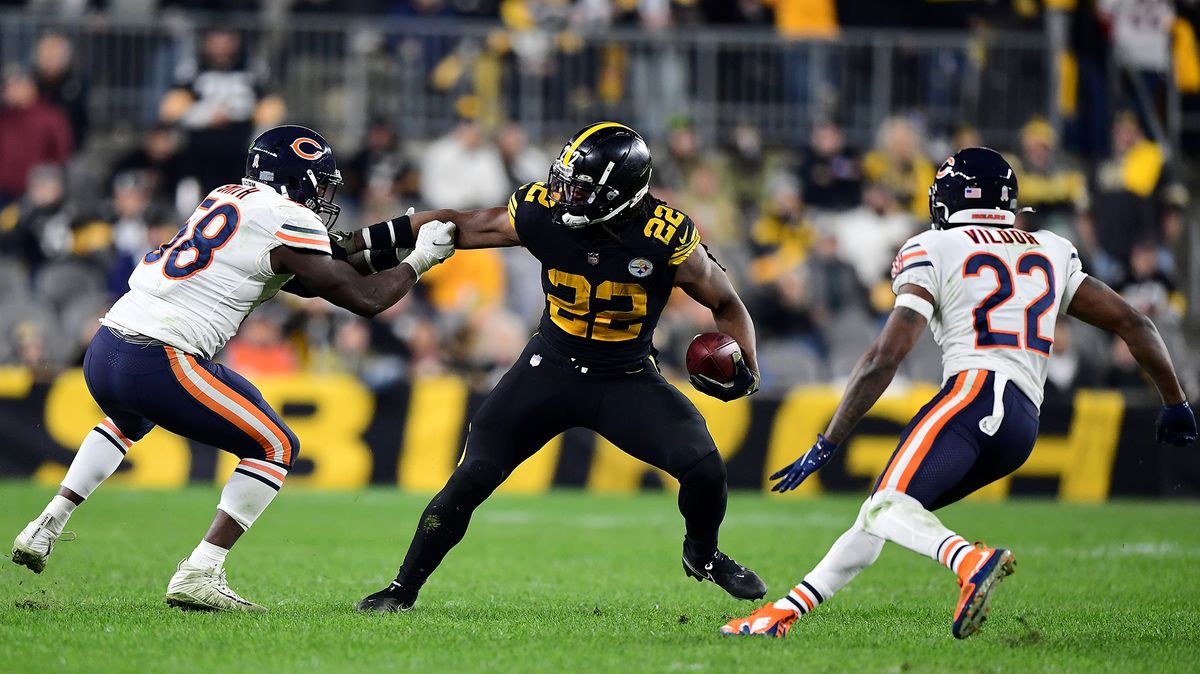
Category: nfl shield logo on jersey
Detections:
[{"x1": 628, "y1": 257, "x2": 653, "y2": 278}]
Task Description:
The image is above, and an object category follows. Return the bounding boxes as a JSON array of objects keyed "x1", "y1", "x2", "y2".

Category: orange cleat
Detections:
[
  {"x1": 719, "y1": 603, "x2": 798, "y2": 638},
  {"x1": 952, "y1": 543, "x2": 1016, "y2": 639}
]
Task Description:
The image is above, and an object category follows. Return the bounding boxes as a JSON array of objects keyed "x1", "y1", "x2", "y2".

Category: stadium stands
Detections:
[{"x1": 0, "y1": 1, "x2": 1194, "y2": 401}]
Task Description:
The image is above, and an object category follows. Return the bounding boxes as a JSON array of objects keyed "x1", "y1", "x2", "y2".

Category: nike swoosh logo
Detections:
[{"x1": 684, "y1": 557, "x2": 716, "y2": 581}]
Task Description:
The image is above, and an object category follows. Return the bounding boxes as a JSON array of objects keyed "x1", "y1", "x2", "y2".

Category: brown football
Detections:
[{"x1": 686, "y1": 332, "x2": 741, "y2": 383}]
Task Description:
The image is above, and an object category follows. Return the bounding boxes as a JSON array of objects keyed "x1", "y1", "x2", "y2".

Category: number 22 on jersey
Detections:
[
  {"x1": 546, "y1": 269, "x2": 648, "y2": 341},
  {"x1": 144, "y1": 197, "x2": 241, "y2": 280},
  {"x1": 963, "y1": 252, "x2": 1055, "y2": 355}
]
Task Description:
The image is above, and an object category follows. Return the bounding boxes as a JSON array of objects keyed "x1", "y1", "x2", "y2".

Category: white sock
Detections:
[
  {"x1": 37, "y1": 495, "x2": 77, "y2": 533},
  {"x1": 862, "y1": 490, "x2": 972, "y2": 574},
  {"x1": 217, "y1": 460, "x2": 288, "y2": 530},
  {"x1": 773, "y1": 501, "x2": 885, "y2": 615},
  {"x1": 186, "y1": 463, "x2": 287, "y2": 570},
  {"x1": 60, "y1": 419, "x2": 132, "y2": 499},
  {"x1": 187, "y1": 540, "x2": 230, "y2": 569}
]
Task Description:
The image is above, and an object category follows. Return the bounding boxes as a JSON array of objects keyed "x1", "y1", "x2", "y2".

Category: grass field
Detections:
[{"x1": 1, "y1": 483, "x2": 1198, "y2": 673}]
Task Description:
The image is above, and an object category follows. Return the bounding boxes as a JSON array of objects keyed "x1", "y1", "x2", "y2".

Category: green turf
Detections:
[{"x1": 1, "y1": 483, "x2": 1198, "y2": 673}]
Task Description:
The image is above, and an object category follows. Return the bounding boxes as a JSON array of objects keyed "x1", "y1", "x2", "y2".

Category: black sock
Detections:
[
  {"x1": 394, "y1": 467, "x2": 499, "y2": 589},
  {"x1": 677, "y1": 451, "x2": 727, "y2": 560}
]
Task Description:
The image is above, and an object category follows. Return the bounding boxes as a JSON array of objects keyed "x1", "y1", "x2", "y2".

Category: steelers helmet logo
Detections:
[{"x1": 628, "y1": 257, "x2": 653, "y2": 278}]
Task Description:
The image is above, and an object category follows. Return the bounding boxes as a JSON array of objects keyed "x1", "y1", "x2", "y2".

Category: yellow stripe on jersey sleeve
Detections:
[
  {"x1": 508, "y1": 193, "x2": 518, "y2": 228},
  {"x1": 669, "y1": 227, "x2": 700, "y2": 266}
]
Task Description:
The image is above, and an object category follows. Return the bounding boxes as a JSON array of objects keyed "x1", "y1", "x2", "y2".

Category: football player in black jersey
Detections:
[{"x1": 348, "y1": 122, "x2": 765, "y2": 612}]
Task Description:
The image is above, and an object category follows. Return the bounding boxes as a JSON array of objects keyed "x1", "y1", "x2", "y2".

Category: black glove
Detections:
[
  {"x1": 1156, "y1": 401, "x2": 1197, "y2": 446},
  {"x1": 689, "y1": 350, "x2": 760, "y2": 402}
]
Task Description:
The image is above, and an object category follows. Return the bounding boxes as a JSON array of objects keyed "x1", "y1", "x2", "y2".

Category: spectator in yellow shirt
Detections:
[
  {"x1": 862, "y1": 117, "x2": 934, "y2": 218},
  {"x1": 1011, "y1": 117, "x2": 1088, "y2": 238},
  {"x1": 762, "y1": 0, "x2": 838, "y2": 38}
]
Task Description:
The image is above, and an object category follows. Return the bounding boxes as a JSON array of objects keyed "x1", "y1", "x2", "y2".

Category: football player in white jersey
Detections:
[
  {"x1": 11, "y1": 125, "x2": 456, "y2": 612},
  {"x1": 722, "y1": 147, "x2": 1196, "y2": 639}
]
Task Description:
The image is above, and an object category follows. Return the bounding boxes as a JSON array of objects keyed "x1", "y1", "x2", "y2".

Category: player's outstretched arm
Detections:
[
  {"x1": 272, "y1": 221, "x2": 455, "y2": 318},
  {"x1": 675, "y1": 246, "x2": 760, "y2": 400},
  {"x1": 1067, "y1": 276, "x2": 1196, "y2": 445},
  {"x1": 346, "y1": 207, "x2": 517, "y2": 253},
  {"x1": 771, "y1": 285, "x2": 930, "y2": 492},
  {"x1": 824, "y1": 290, "x2": 930, "y2": 444}
]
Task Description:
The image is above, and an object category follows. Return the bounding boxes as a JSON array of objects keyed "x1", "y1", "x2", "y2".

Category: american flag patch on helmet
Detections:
[{"x1": 964, "y1": 187, "x2": 982, "y2": 198}]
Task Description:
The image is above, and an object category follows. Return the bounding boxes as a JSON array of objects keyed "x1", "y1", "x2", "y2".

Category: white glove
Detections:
[{"x1": 402, "y1": 220, "x2": 456, "y2": 279}]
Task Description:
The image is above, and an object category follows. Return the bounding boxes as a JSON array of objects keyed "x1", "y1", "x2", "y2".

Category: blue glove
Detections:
[
  {"x1": 1156, "y1": 401, "x2": 1197, "y2": 446},
  {"x1": 769, "y1": 434, "x2": 838, "y2": 492}
]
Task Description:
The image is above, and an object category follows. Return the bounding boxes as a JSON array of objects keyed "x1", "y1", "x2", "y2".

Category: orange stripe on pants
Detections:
[
  {"x1": 893, "y1": 373, "x2": 986, "y2": 493},
  {"x1": 182, "y1": 354, "x2": 292, "y2": 465},
  {"x1": 877, "y1": 372, "x2": 969, "y2": 490},
  {"x1": 165, "y1": 349, "x2": 288, "y2": 463}
]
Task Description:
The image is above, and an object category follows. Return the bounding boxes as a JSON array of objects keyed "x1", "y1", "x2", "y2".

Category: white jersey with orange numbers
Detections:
[
  {"x1": 890, "y1": 225, "x2": 1088, "y2": 408},
  {"x1": 103, "y1": 180, "x2": 331, "y2": 359}
]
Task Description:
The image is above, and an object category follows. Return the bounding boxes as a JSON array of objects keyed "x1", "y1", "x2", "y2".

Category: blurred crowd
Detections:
[
  {"x1": 0, "y1": 0, "x2": 1041, "y2": 31},
  {"x1": 0, "y1": 2, "x2": 1195, "y2": 401}
]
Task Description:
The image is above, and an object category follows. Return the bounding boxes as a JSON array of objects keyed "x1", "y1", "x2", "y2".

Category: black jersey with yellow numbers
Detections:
[{"x1": 508, "y1": 181, "x2": 701, "y2": 370}]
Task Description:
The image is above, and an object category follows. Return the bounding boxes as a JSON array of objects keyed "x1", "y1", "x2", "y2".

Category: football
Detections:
[{"x1": 686, "y1": 332, "x2": 741, "y2": 383}]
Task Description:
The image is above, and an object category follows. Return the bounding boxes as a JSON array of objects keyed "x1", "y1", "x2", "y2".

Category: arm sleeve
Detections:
[
  {"x1": 357, "y1": 215, "x2": 415, "y2": 251},
  {"x1": 890, "y1": 238, "x2": 938, "y2": 296},
  {"x1": 273, "y1": 205, "x2": 332, "y2": 255},
  {"x1": 668, "y1": 217, "x2": 701, "y2": 266},
  {"x1": 1059, "y1": 245, "x2": 1088, "y2": 314}
]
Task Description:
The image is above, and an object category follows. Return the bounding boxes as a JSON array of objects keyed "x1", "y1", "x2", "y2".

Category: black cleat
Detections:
[
  {"x1": 683, "y1": 549, "x2": 767, "y2": 600},
  {"x1": 355, "y1": 582, "x2": 418, "y2": 613}
]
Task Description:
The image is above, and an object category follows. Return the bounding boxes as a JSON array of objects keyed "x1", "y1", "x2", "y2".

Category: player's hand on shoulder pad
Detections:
[
  {"x1": 689, "y1": 351, "x2": 760, "y2": 402},
  {"x1": 403, "y1": 220, "x2": 456, "y2": 278},
  {"x1": 1156, "y1": 401, "x2": 1197, "y2": 446},
  {"x1": 769, "y1": 434, "x2": 838, "y2": 492}
]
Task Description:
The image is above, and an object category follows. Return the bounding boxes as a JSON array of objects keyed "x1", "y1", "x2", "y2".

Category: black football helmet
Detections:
[
  {"x1": 246, "y1": 125, "x2": 343, "y2": 228},
  {"x1": 547, "y1": 122, "x2": 652, "y2": 229},
  {"x1": 928, "y1": 147, "x2": 1019, "y2": 229}
]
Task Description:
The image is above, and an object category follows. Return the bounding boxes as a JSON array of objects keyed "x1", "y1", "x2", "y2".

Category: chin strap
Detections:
[{"x1": 561, "y1": 212, "x2": 590, "y2": 229}]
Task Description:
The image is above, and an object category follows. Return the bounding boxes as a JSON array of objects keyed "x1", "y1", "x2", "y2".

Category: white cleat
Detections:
[
  {"x1": 165, "y1": 559, "x2": 267, "y2": 613},
  {"x1": 12, "y1": 514, "x2": 71, "y2": 574}
]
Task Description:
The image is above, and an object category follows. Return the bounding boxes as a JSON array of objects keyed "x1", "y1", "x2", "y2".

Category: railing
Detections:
[{"x1": 0, "y1": 11, "x2": 1053, "y2": 150}]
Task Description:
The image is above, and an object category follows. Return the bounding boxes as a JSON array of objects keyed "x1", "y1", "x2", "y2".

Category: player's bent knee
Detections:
[
  {"x1": 861, "y1": 490, "x2": 931, "y2": 535},
  {"x1": 676, "y1": 450, "x2": 726, "y2": 487},
  {"x1": 281, "y1": 427, "x2": 300, "y2": 468},
  {"x1": 446, "y1": 457, "x2": 508, "y2": 502}
]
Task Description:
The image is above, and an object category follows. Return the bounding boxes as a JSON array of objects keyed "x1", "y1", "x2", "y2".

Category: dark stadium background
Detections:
[{"x1": 0, "y1": 0, "x2": 1196, "y2": 499}]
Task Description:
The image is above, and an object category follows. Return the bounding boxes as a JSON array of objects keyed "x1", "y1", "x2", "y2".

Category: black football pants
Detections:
[{"x1": 394, "y1": 334, "x2": 727, "y2": 590}]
